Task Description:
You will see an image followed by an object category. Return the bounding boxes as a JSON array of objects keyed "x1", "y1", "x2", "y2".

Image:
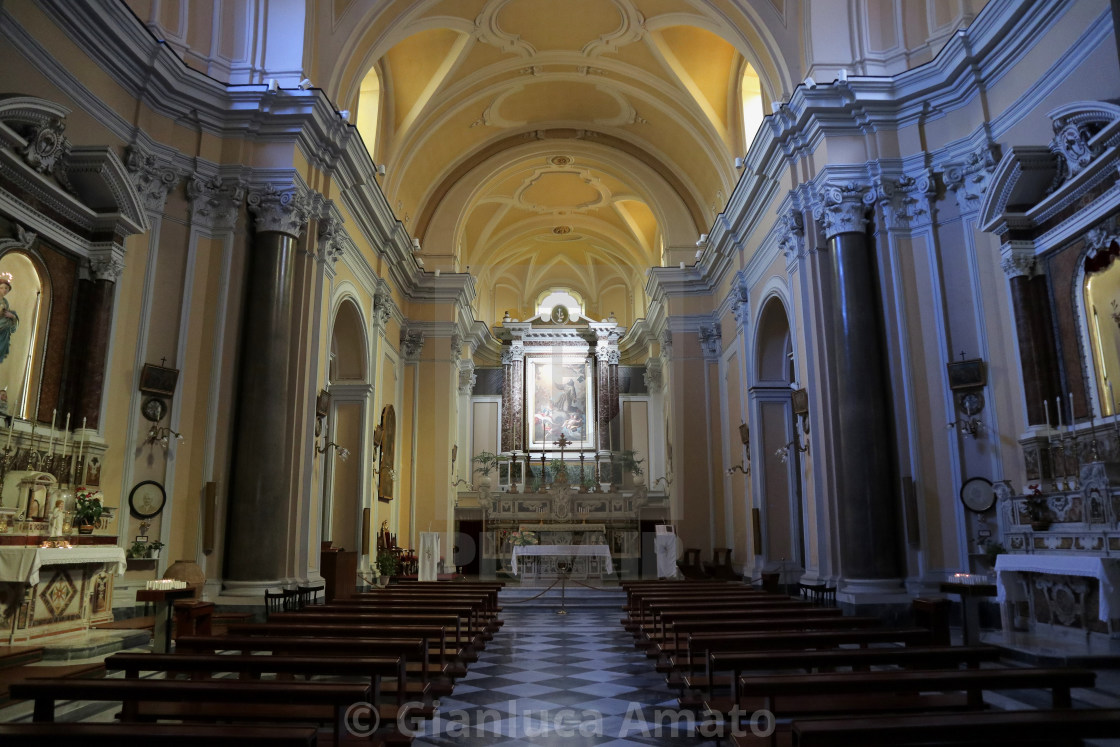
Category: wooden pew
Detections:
[
  {"x1": 176, "y1": 635, "x2": 429, "y2": 707},
  {"x1": 342, "y1": 592, "x2": 501, "y2": 634},
  {"x1": 789, "y1": 708, "x2": 1120, "y2": 747},
  {"x1": 310, "y1": 604, "x2": 486, "y2": 650},
  {"x1": 0, "y1": 723, "x2": 319, "y2": 746},
  {"x1": 324, "y1": 597, "x2": 495, "y2": 639},
  {"x1": 654, "y1": 612, "x2": 872, "y2": 664},
  {"x1": 8, "y1": 678, "x2": 369, "y2": 747},
  {"x1": 105, "y1": 652, "x2": 402, "y2": 717}
]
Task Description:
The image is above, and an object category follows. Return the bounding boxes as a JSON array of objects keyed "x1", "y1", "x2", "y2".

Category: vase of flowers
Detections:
[
  {"x1": 509, "y1": 530, "x2": 538, "y2": 547},
  {"x1": 73, "y1": 489, "x2": 104, "y2": 533}
]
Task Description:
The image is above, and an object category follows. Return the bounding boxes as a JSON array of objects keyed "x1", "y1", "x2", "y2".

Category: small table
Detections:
[
  {"x1": 136, "y1": 588, "x2": 194, "y2": 652},
  {"x1": 940, "y1": 581, "x2": 997, "y2": 645}
]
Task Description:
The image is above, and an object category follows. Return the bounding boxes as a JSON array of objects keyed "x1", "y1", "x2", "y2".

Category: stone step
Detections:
[{"x1": 499, "y1": 585, "x2": 625, "y2": 608}]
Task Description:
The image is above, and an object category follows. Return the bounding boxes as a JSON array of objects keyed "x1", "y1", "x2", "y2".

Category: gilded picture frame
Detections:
[{"x1": 525, "y1": 356, "x2": 595, "y2": 450}]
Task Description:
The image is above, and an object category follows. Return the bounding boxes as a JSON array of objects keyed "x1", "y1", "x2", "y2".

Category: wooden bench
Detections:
[
  {"x1": 788, "y1": 708, "x2": 1120, "y2": 746},
  {"x1": 0, "y1": 723, "x2": 319, "y2": 746},
  {"x1": 175, "y1": 635, "x2": 430, "y2": 706},
  {"x1": 656, "y1": 615, "x2": 881, "y2": 664},
  {"x1": 8, "y1": 677, "x2": 370, "y2": 747},
  {"x1": 106, "y1": 652, "x2": 403, "y2": 720},
  {"x1": 708, "y1": 645, "x2": 1003, "y2": 704}
]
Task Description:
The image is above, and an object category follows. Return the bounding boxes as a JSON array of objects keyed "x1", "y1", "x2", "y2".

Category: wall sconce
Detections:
[
  {"x1": 727, "y1": 423, "x2": 751, "y2": 476},
  {"x1": 314, "y1": 389, "x2": 331, "y2": 436},
  {"x1": 947, "y1": 389, "x2": 986, "y2": 438},
  {"x1": 775, "y1": 388, "x2": 810, "y2": 463},
  {"x1": 144, "y1": 424, "x2": 183, "y2": 451},
  {"x1": 316, "y1": 440, "x2": 349, "y2": 461},
  {"x1": 652, "y1": 474, "x2": 673, "y2": 490}
]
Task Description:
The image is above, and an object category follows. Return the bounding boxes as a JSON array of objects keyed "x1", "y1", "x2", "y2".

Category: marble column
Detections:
[
  {"x1": 1002, "y1": 243, "x2": 1060, "y2": 427},
  {"x1": 225, "y1": 184, "x2": 311, "y2": 583},
  {"x1": 501, "y1": 342, "x2": 524, "y2": 452},
  {"x1": 594, "y1": 326, "x2": 621, "y2": 473},
  {"x1": 812, "y1": 183, "x2": 902, "y2": 591},
  {"x1": 66, "y1": 249, "x2": 123, "y2": 430}
]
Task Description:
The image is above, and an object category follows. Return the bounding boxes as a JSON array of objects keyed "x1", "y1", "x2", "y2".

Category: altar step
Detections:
[
  {"x1": 38, "y1": 629, "x2": 152, "y2": 662},
  {"x1": 499, "y1": 585, "x2": 625, "y2": 609}
]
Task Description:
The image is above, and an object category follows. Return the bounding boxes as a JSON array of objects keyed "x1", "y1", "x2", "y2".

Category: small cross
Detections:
[
  {"x1": 553, "y1": 432, "x2": 572, "y2": 460},
  {"x1": 160, "y1": 357, "x2": 167, "y2": 367},
  {"x1": 959, "y1": 351, "x2": 967, "y2": 362}
]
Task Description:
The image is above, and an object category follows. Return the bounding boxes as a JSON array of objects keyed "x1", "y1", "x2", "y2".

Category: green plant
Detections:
[
  {"x1": 73, "y1": 489, "x2": 104, "y2": 526},
  {"x1": 983, "y1": 541, "x2": 1007, "y2": 565},
  {"x1": 375, "y1": 548, "x2": 400, "y2": 577},
  {"x1": 549, "y1": 458, "x2": 569, "y2": 482},
  {"x1": 147, "y1": 540, "x2": 165, "y2": 556},
  {"x1": 615, "y1": 449, "x2": 644, "y2": 477},
  {"x1": 127, "y1": 540, "x2": 148, "y2": 559},
  {"x1": 473, "y1": 451, "x2": 500, "y2": 477},
  {"x1": 1026, "y1": 495, "x2": 1051, "y2": 523}
]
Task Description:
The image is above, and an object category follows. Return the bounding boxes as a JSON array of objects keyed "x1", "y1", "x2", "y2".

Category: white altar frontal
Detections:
[
  {"x1": 996, "y1": 554, "x2": 1120, "y2": 638},
  {"x1": 0, "y1": 545, "x2": 126, "y2": 643},
  {"x1": 512, "y1": 544, "x2": 614, "y2": 577}
]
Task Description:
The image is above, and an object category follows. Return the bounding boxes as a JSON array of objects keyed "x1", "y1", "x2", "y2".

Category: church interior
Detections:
[{"x1": 1, "y1": 0, "x2": 1120, "y2": 743}]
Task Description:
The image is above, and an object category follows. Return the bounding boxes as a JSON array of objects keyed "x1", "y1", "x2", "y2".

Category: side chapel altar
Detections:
[{"x1": 457, "y1": 305, "x2": 669, "y2": 581}]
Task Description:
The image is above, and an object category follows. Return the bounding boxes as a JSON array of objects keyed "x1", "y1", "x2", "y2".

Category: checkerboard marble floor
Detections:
[{"x1": 411, "y1": 607, "x2": 717, "y2": 746}]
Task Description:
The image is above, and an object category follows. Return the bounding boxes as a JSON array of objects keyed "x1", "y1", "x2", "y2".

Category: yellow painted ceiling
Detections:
[{"x1": 340, "y1": 0, "x2": 773, "y2": 323}]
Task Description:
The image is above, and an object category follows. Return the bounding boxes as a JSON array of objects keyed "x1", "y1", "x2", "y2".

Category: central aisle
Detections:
[{"x1": 413, "y1": 607, "x2": 713, "y2": 746}]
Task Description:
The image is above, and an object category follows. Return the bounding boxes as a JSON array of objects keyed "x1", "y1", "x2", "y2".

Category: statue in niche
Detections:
[
  {"x1": 47, "y1": 498, "x2": 64, "y2": 537},
  {"x1": 0, "y1": 272, "x2": 18, "y2": 364}
]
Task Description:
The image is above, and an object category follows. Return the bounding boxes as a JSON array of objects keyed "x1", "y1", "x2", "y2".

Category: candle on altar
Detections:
[
  {"x1": 61, "y1": 413, "x2": 70, "y2": 458},
  {"x1": 1069, "y1": 392, "x2": 1075, "y2": 429},
  {"x1": 48, "y1": 409, "x2": 56, "y2": 455},
  {"x1": 77, "y1": 417, "x2": 86, "y2": 482},
  {"x1": 1056, "y1": 397, "x2": 1063, "y2": 429},
  {"x1": 5, "y1": 417, "x2": 12, "y2": 449},
  {"x1": 1045, "y1": 399, "x2": 1053, "y2": 430}
]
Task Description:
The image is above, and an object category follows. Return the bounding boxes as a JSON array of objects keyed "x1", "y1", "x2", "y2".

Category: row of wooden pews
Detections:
[
  {"x1": 621, "y1": 579, "x2": 1120, "y2": 746},
  {"x1": 4, "y1": 580, "x2": 504, "y2": 746}
]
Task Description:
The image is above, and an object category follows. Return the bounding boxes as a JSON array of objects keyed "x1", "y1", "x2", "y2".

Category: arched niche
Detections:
[
  {"x1": 0, "y1": 248, "x2": 51, "y2": 419},
  {"x1": 329, "y1": 298, "x2": 368, "y2": 383},
  {"x1": 323, "y1": 297, "x2": 369, "y2": 548}
]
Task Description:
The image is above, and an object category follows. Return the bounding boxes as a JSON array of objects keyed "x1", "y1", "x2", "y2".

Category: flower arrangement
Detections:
[
  {"x1": 509, "y1": 530, "x2": 538, "y2": 546},
  {"x1": 74, "y1": 489, "x2": 104, "y2": 527}
]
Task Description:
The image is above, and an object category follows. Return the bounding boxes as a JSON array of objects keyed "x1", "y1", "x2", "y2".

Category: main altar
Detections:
[{"x1": 456, "y1": 301, "x2": 669, "y2": 581}]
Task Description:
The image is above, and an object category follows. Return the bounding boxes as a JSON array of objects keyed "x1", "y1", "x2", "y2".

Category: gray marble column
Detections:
[
  {"x1": 812, "y1": 183, "x2": 902, "y2": 591},
  {"x1": 225, "y1": 184, "x2": 311, "y2": 583},
  {"x1": 501, "y1": 342, "x2": 524, "y2": 452}
]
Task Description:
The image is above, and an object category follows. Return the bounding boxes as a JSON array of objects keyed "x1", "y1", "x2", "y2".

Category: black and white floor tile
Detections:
[{"x1": 411, "y1": 607, "x2": 716, "y2": 746}]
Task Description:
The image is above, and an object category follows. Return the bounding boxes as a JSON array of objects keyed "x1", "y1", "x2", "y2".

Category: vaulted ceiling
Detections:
[{"x1": 333, "y1": 0, "x2": 781, "y2": 323}]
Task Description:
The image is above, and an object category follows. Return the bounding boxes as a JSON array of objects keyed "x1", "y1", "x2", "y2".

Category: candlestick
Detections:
[
  {"x1": 5, "y1": 418, "x2": 11, "y2": 449},
  {"x1": 1069, "y1": 393, "x2": 1075, "y2": 429},
  {"x1": 77, "y1": 417, "x2": 86, "y2": 484},
  {"x1": 48, "y1": 409, "x2": 56, "y2": 456},
  {"x1": 62, "y1": 413, "x2": 70, "y2": 457},
  {"x1": 1056, "y1": 397, "x2": 1063, "y2": 429},
  {"x1": 1045, "y1": 399, "x2": 1053, "y2": 430}
]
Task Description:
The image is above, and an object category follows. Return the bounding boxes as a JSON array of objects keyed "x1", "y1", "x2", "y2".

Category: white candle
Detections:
[
  {"x1": 48, "y1": 409, "x2": 56, "y2": 455},
  {"x1": 1055, "y1": 397, "x2": 1063, "y2": 429},
  {"x1": 77, "y1": 417, "x2": 86, "y2": 482},
  {"x1": 61, "y1": 413, "x2": 70, "y2": 458},
  {"x1": 1069, "y1": 392, "x2": 1075, "y2": 429},
  {"x1": 1045, "y1": 399, "x2": 1052, "y2": 430}
]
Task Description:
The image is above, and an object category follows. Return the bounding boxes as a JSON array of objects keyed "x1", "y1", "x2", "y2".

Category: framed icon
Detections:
[
  {"x1": 139, "y1": 363, "x2": 180, "y2": 397},
  {"x1": 129, "y1": 480, "x2": 166, "y2": 519},
  {"x1": 947, "y1": 359, "x2": 986, "y2": 390}
]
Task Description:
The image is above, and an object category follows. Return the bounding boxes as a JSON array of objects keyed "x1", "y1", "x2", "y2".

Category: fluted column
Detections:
[
  {"x1": 811, "y1": 182, "x2": 902, "y2": 593},
  {"x1": 1002, "y1": 242, "x2": 1060, "y2": 427},
  {"x1": 226, "y1": 184, "x2": 311, "y2": 583}
]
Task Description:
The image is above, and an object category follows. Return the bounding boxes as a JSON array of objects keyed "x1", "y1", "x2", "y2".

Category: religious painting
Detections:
[
  {"x1": 525, "y1": 357, "x2": 595, "y2": 451},
  {"x1": 0, "y1": 249, "x2": 49, "y2": 420},
  {"x1": 376, "y1": 405, "x2": 396, "y2": 502}
]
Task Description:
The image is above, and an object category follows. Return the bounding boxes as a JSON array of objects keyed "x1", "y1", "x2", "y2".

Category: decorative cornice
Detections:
[
  {"x1": 1000, "y1": 240, "x2": 1038, "y2": 279},
  {"x1": 941, "y1": 141, "x2": 999, "y2": 214},
  {"x1": 186, "y1": 173, "x2": 245, "y2": 232},
  {"x1": 810, "y1": 182, "x2": 875, "y2": 240},
  {"x1": 124, "y1": 144, "x2": 184, "y2": 215},
  {"x1": 246, "y1": 182, "x2": 313, "y2": 238},
  {"x1": 873, "y1": 169, "x2": 935, "y2": 230},
  {"x1": 0, "y1": 223, "x2": 36, "y2": 253},
  {"x1": 1086, "y1": 215, "x2": 1120, "y2": 259}
]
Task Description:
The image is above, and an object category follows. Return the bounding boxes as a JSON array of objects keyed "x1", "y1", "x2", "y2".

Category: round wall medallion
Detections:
[
  {"x1": 959, "y1": 390, "x2": 984, "y2": 416},
  {"x1": 141, "y1": 396, "x2": 167, "y2": 422},
  {"x1": 549, "y1": 155, "x2": 572, "y2": 166},
  {"x1": 129, "y1": 480, "x2": 166, "y2": 519},
  {"x1": 960, "y1": 476, "x2": 995, "y2": 513},
  {"x1": 550, "y1": 305, "x2": 570, "y2": 324},
  {"x1": 553, "y1": 225, "x2": 572, "y2": 234}
]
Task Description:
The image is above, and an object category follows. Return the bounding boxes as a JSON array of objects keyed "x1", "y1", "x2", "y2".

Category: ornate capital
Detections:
[
  {"x1": 247, "y1": 183, "x2": 312, "y2": 238},
  {"x1": 372, "y1": 288, "x2": 394, "y2": 331},
  {"x1": 777, "y1": 208, "x2": 805, "y2": 261},
  {"x1": 316, "y1": 213, "x2": 344, "y2": 266},
  {"x1": 1000, "y1": 241, "x2": 1037, "y2": 279},
  {"x1": 400, "y1": 328, "x2": 425, "y2": 361},
  {"x1": 1086, "y1": 216, "x2": 1120, "y2": 260},
  {"x1": 810, "y1": 182, "x2": 874, "y2": 240},
  {"x1": 596, "y1": 347, "x2": 620, "y2": 365},
  {"x1": 87, "y1": 243, "x2": 125, "y2": 282},
  {"x1": 450, "y1": 333, "x2": 464, "y2": 361},
  {"x1": 660, "y1": 329, "x2": 673, "y2": 361},
  {"x1": 458, "y1": 359, "x2": 476, "y2": 395},
  {"x1": 699, "y1": 323, "x2": 722, "y2": 361},
  {"x1": 643, "y1": 358, "x2": 663, "y2": 394},
  {"x1": 942, "y1": 142, "x2": 998, "y2": 214},
  {"x1": 0, "y1": 224, "x2": 36, "y2": 253},
  {"x1": 187, "y1": 173, "x2": 245, "y2": 232},
  {"x1": 874, "y1": 169, "x2": 934, "y2": 230},
  {"x1": 125, "y1": 145, "x2": 183, "y2": 214}
]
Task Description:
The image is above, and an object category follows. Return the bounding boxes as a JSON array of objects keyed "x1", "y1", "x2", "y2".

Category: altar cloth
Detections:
[{"x1": 512, "y1": 544, "x2": 613, "y2": 575}]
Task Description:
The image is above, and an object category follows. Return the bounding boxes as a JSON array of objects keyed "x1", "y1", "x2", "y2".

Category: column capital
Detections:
[
  {"x1": 247, "y1": 183, "x2": 312, "y2": 238},
  {"x1": 458, "y1": 359, "x2": 476, "y2": 395},
  {"x1": 187, "y1": 173, "x2": 246, "y2": 232},
  {"x1": 777, "y1": 207, "x2": 805, "y2": 262},
  {"x1": 659, "y1": 329, "x2": 673, "y2": 362},
  {"x1": 810, "y1": 181, "x2": 875, "y2": 240},
  {"x1": 87, "y1": 242, "x2": 125, "y2": 282},
  {"x1": 124, "y1": 144, "x2": 184, "y2": 215},
  {"x1": 873, "y1": 168, "x2": 935, "y2": 231},
  {"x1": 400, "y1": 328, "x2": 425, "y2": 361},
  {"x1": 699, "y1": 323, "x2": 722, "y2": 361},
  {"x1": 372, "y1": 285, "x2": 395, "y2": 332},
  {"x1": 316, "y1": 211, "x2": 345, "y2": 267},
  {"x1": 643, "y1": 358, "x2": 663, "y2": 394},
  {"x1": 1000, "y1": 240, "x2": 1038, "y2": 279},
  {"x1": 941, "y1": 141, "x2": 998, "y2": 215}
]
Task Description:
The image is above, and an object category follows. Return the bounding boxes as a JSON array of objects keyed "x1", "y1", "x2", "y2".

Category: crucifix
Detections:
[{"x1": 553, "y1": 432, "x2": 572, "y2": 459}]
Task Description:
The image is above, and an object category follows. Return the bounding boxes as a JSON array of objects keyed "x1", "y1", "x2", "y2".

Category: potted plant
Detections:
[
  {"x1": 616, "y1": 449, "x2": 645, "y2": 486},
  {"x1": 147, "y1": 540, "x2": 165, "y2": 559},
  {"x1": 73, "y1": 489, "x2": 104, "y2": 533},
  {"x1": 549, "y1": 458, "x2": 569, "y2": 485},
  {"x1": 473, "y1": 451, "x2": 500, "y2": 490},
  {"x1": 982, "y1": 540, "x2": 1007, "y2": 569},
  {"x1": 127, "y1": 539, "x2": 148, "y2": 559},
  {"x1": 1026, "y1": 495, "x2": 1052, "y2": 531},
  {"x1": 375, "y1": 548, "x2": 399, "y2": 586}
]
